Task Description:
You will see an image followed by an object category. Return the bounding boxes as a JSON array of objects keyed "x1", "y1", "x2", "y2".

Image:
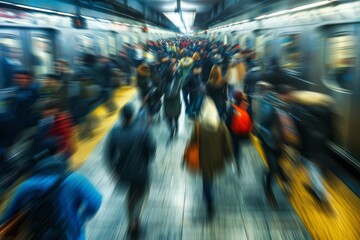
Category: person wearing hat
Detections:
[
  {"x1": 104, "y1": 103, "x2": 156, "y2": 238},
  {"x1": 0, "y1": 138, "x2": 102, "y2": 240}
]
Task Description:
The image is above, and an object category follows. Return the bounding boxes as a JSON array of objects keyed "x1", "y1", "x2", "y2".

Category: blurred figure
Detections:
[
  {"x1": 136, "y1": 63, "x2": 152, "y2": 100},
  {"x1": 225, "y1": 90, "x2": 251, "y2": 174},
  {"x1": 263, "y1": 57, "x2": 288, "y2": 86},
  {"x1": 32, "y1": 99, "x2": 76, "y2": 164},
  {"x1": 225, "y1": 52, "x2": 245, "y2": 100},
  {"x1": 256, "y1": 84, "x2": 293, "y2": 206},
  {"x1": 243, "y1": 60, "x2": 262, "y2": 118},
  {"x1": 187, "y1": 97, "x2": 233, "y2": 220},
  {"x1": 163, "y1": 61, "x2": 182, "y2": 142},
  {"x1": 291, "y1": 91, "x2": 336, "y2": 207},
  {"x1": 55, "y1": 59, "x2": 74, "y2": 110},
  {"x1": 116, "y1": 50, "x2": 132, "y2": 85},
  {"x1": 206, "y1": 65, "x2": 228, "y2": 119},
  {"x1": 39, "y1": 74, "x2": 62, "y2": 101},
  {"x1": 0, "y1": 44, "x2": 22, "y2": 88},
  {"x1": 11, "y1": 70, "x2": 39, "y2": 131},
  {"x1": 0, "y1": 139, "x2": 102, "y2": 240},
  {"x1": 178, "y1": 55, "x2": 195, "y2": 116},
  {"x1": 105, "y1": 104, "x2": 156, "y2": 238}
]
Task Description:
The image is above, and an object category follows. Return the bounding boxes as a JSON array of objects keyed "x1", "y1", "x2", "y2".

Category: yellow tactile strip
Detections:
[
  {"x1": 70, "y1": 87, "x2": 137, "y2": 169},
  {"x1": 251, "y1": 135, "x2": 360, "y2": 240}
]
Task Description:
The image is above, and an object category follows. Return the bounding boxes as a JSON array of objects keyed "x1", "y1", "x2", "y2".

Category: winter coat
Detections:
[
  {"x1": 291, "y1": 91, "x2": 335, "y2": 164},
  {"x1": 243, "y1": 66, "x2": 262, "y2": 100},
  {"x1": 105, "y1": 120, "x2": 156, "y2": 185},
  {"x1": 163, "y1": 64, "x2": 182, "y2": 118},
  {"x1": 137, "y1": 64, "x2": 152, "y2": 99},
  {"x1": 0, "y1": 157, "x2": 102, "y2": 240},
  {"x1": 189, "y1": 97, "x2": 233, "y2": 180}
]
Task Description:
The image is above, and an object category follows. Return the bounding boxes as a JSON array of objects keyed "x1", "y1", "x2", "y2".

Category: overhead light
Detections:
[
  {"x1": 267, "y1": 10, "x2": 289, "y2": 17},
  {"x1": 83, "y1": 16, "x2": 95, "y2": 20},
  {"x1": 0, "y1": 1, "x2": 74, "y2": 16},
  {"x1": 289, "y1": 0, "x2": 333, "y2": 13},
  {"x1": 98, "y1": 18, "x2": 111, "y2": 23},
  {"x1": 255, "y1": 14, "x2": 267, "y2": 20}
]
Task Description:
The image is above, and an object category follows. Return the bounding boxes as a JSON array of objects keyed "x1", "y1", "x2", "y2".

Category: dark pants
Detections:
[
  {"x1": 202, "y1": 177, "x2": 213, "y2": 209},
  {"x1": 182, "y1": 89, "x2": 190, "y2": 114},
  {"x1": 188, "y1": 91, "x2": 204, "y2": 117},
  {"x1": 231, "y1": 133, "x2": 242, "y2": 171},
  {"x1": 127, "y1": 183, "x2": 148, "y2": 224},
  {"x1": 166, "y1": 116, "x2": 179, "y2": 138},
  {"x1": 261, "y1": 141, "x2": 287, "y2": 194}
]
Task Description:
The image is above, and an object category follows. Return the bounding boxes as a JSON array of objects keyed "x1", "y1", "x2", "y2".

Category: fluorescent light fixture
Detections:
[
  {"x1": 267, "y1": 9, "x2": 289, "y2": 17},
  {"x1": 98, "y1": 19, "x2": 111, "y2": 23},
  {"x1": 83, "y1": 16, "x2": 95, "y2": 20},
  {"x1": 0, "y1": 1, "x2": 74, "y2": 16},
  {"x1": 255, "y1": 14, "x2": 267, "y2": 20},
  {"x1": 289, "y1": 0, "x2": 333, "y2": 13}
]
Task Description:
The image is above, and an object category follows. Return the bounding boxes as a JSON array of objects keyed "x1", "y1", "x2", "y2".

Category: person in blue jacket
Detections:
[{"x1": 0, "y1": 139, "x2": 102, "y2": 240}]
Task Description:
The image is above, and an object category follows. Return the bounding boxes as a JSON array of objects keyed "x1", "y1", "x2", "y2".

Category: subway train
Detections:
[
  {"x1": 0, "y1": 5, "x2": 176, "y2": 89},
  {"x1": 205, "y1": 0, "x2": 360, "y2": 176}
]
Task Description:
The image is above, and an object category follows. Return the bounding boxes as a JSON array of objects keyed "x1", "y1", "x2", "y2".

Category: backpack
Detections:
[
  {"x1": 230, "y1": 103, "x2": 252, "y2": 136},
  {"x1": 274, "y1": 107, "x2": 300, "y2": 148},
  {"x1": 25, "y1": 174, "x2": 69, "y2": 240}
]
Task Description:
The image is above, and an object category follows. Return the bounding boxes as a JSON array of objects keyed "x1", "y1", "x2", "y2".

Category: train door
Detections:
[
  {"x1": 0, "y1": 29, "x2": 24, "y2": 88},
  {"x1": 108, "y1": 33, "x2": 117, "y2": 56},
  {"x1": 30, "y1": 30, "x2": 56, "y2": 77},
  {"x1": 254, "y1": 30, "x2": 275, "y2": 72},
  {"x1": 319, "y1": 24, "x2": 360, "y2": 158},
  {"x1": 97, "y1": 34, "x2": 109, "y2": 57},
  {"x1": 72, "y1": 33, "x2": 95, "y2": 66}
]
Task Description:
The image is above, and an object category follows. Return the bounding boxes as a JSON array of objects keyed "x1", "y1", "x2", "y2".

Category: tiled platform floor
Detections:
[{"x1": 79, "y1": 99, "x2": 311, "y2": 240}]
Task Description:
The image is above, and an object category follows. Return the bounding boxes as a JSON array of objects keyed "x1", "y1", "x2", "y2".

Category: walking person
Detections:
[
  {"x1": 206, "y1": 65, "x2": 228, "y2": 119},
  {"x1": 0, "y1": 139, "x2": 102, "y2": 240},
  {"x1": 105, "y1": 103, "x2": 156, "y2": 238},
  {"x1": 186, "y1": 97, "x2": 233, "y2": 220}
]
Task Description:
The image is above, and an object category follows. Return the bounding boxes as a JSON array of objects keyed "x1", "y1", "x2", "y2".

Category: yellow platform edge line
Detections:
[
  {"x1": 70, "y1": 87, "x2": 137, "y2": 170},
  {"x1": 250, "y1": 134, "x2": 360, "y2": 240}
]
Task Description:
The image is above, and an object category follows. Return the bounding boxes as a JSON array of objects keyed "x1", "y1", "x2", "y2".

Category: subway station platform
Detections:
[{"x1": 79, "y1": 97, "x2": 311, "y2": 240}]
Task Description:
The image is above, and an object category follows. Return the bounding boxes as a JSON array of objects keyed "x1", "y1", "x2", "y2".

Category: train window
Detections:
[
  {"x1": 108, "y1": 35, "x2": 116, "y2": 56},
  {"x1": 0, "y1": 35, "x2": 24, "y2": 87},
  {"x1": 97, "y1": 35, "x2": 108, "y2": 57},
  {"x1": 324, "y1": 35, "x2": 357, "y2": 91},
  {"x1": 31, "y1": 34, "x2": 54, "y2": 76},
  {"x1": 280, "y1": 34, "x2": 302, "y2": 71},
  {"x1": 74, "y1": 35, "x2": 95, "y2": 55}
]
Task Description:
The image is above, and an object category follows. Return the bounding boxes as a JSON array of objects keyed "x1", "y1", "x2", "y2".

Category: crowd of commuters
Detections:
[{"x1": 0, "y1": 37, "x2": 336, "y2": 239}]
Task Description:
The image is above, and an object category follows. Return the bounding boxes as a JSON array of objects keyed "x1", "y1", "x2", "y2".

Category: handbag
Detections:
[{"x1": 183, "y1": 120, "x2": 200, "y2": 170}]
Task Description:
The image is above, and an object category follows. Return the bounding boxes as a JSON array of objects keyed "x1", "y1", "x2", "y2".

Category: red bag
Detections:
[{"x1": 230, "y1": 103, "x2": 252, "y2": 136}]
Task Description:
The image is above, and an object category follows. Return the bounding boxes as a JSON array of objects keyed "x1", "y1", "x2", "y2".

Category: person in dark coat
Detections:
[
  {"x1": 263, "y1": 57, "x2": 288, "y2": 87},
  {"x1": 136, "y1": 63, "x2": 152, "y2": 100},
  {"x1": 11, "y1": 71, "x2": 40, "y2": 131},
  {"x1": 187, "y1": 97, "x2": 233, "y2": 219},
  {"x1": 243, "y1": 60, "x2": 262, "y2": 118},
  {"x1": 206, "y1": 65, "x2": 228, "y2": 119},
  {"x1": 163, "y1": 60, "x2": 181, "y2": 141},
  {"x1": 105, "y1": 103, "x2": 156, "y2": 238},
  {"x1": 256, "y1": 84, "x2": 292, "y2": 206},
  {"x1": 116, "y1": 50, "x2": 132, "y2": 85},
  {"x1": 291, "y1": 91, "x2": 335, "y2": 207}
]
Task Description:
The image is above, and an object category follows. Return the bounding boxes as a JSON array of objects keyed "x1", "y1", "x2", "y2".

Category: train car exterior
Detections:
[{"x1": 207, "y1": 1, "x2": 360, "y2": 170}]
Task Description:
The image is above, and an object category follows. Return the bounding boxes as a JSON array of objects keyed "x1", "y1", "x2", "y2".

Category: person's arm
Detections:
[
  {"x1": 145, "y1": 130, "x2": 156, "y2": 162},
  {"x1": 73, "y1": 174, "x2": 102, "y2": 221}
]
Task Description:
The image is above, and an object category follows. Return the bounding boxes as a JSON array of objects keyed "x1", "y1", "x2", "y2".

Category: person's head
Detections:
[
  {"x1": 13, "y1": 70, "x2": 33, "y2": 88},
  {"x1": 120, "y1": 103, "x2": 135, "y2": 125},
  {"x1": 41, "y1": 99, "x2": 60, "y2": 118},
  {"x1": 232, "y1": 90, "x2": 244, "y2": 105},
  {"x1": 208, "y1": 65, "x2": 223, "y2": 86}
]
